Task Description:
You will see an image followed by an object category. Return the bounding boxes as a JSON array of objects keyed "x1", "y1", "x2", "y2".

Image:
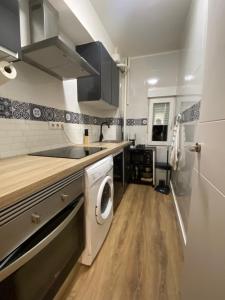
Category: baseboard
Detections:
[{"x1": 170, "y1": 180, "x2": 187, "y2": 246}]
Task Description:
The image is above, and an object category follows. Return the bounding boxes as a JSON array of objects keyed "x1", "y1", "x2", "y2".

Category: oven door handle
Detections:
[{"x1": 0, "y1": 196, "x2": 84, "y2": 282}]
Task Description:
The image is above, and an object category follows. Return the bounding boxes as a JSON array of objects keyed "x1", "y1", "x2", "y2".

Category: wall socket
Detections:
[{"x1": 48, "y1": 122, "x2": 64, "y2": 130}]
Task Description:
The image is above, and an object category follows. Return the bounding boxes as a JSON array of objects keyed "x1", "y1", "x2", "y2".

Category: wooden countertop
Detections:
[{"x1": 0, "y1": 142, "x2": 130, "y2": 210}]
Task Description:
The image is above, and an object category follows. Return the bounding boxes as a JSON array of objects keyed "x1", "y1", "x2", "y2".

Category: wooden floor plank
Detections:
[{"x1": 63, "y1": 184, "x2": 183, "y2": 300}]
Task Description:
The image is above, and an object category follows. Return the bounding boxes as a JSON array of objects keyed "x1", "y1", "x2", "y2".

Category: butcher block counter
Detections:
[{"x1": 0, "y1": 142, "x2": 130, "y2": 210}]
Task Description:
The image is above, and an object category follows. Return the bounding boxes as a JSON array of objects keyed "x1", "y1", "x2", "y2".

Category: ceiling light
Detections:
[
  {"x1": 184, "y1": 74, "x2": 194, "y2": 81},
  {"x1": 147, "y1": 78, "x2": 159, "y2": 86}
]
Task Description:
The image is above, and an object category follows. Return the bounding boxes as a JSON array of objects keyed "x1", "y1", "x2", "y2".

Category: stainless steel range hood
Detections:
[
  {"x1": 22, "y1": 0, "x2": 98, "y2": 80},
  {"x1": 22, "y1": 36, "x2": 99, "y2": 80}
]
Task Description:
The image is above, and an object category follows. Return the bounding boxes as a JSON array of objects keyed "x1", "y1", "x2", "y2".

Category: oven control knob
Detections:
[
  {"x1": 61, "y1": 194, "x2": 69, "y2": 202},
  {"x1": 31, "y1": 213, "x2": 41, "y2": 224}
]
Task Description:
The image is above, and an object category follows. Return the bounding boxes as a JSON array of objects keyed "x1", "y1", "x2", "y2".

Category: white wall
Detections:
[
  {"x1": 127, "y1": 51, "x2": 179, "y2": 120},
  {"x1": 126, "y1": 51, "x2": 179, "y2": 163},
  {"x1": 0, "y1": 60, "x2": 121, "y2": 158},
  {"x1": 182, "y1": 1, "x2": 225, "y2": 298},
  {"x1": 63, "y1": 0, "x2": 115, "y2": 56},
  {"x1": 171, "y1": 0, "x2": 208, "y2": 237},
  {"x1": 176, "y1": 0, "x2": 207, "y2": 112},
  {"x1": 0, "y1": 61, "x2": 121, "y2": 118}
]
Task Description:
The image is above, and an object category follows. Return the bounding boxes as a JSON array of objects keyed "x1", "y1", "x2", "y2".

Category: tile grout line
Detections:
[
  {"x1": 199, "y1": 118, "x2": 225, "y2": 124},
  {"x1": 193, "y1": 168, "x2": 225, "y2": 199}
]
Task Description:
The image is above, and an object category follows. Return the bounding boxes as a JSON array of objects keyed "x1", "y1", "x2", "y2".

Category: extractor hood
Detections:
[
  {"x1": 22, "y1": 37, "x2": 99, "y2": 80},
  {"x1": 21, "y1": 0, "x2": 98, "y2": 80}
]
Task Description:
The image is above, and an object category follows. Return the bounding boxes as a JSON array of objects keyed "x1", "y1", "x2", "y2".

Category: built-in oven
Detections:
[{"x1": 0, "y1": 170, "x2": 85, "y2": 300}]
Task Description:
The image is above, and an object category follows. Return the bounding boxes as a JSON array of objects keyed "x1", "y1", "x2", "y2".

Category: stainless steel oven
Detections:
[{"x1": 0, "y1": 170, "x2": 85, "y2": 300}]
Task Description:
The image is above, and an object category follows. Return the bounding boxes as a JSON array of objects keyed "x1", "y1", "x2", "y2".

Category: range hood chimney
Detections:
[{"x1": 22, "y1": 0, "x2": 98, "y2": 80}]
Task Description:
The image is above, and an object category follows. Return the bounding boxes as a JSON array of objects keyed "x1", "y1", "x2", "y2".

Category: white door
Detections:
[
  {"x1": 182, "y1": 1, "x2": 225, "y2": 299},
  {"x1": 96, "y1": 176, "x2": 113, "y2": 224}
]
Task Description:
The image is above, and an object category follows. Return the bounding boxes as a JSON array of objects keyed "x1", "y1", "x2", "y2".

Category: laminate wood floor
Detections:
[{"x1": 63, "y1": 184, "x2": 183, "y2": 300}]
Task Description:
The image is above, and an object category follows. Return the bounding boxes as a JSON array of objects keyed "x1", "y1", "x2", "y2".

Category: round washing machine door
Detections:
[{"x1": 96, "y1": 176, "x2": 114, "y2": 225}]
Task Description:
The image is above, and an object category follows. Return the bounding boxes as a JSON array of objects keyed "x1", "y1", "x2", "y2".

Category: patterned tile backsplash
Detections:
[
  {"x1": 0, "y1": 96, "x2": 122, "y2": 158},
  {"x1": 125, "y1": 101, "x2": 201, "y2": 126},
  {"x1": 12, "y1": 101, "x2": 30, "y2": 120},
  {"x1": 181, "y1": 101, "x2": 201, "y2": 123},
  {"x1": 126, "y1": 118, "x2": 148, "y2": 126},
  {"x1": 0, "y1": 96, "x2": 201, "y2": 160},
  {"x1": 0, "y1": 97, "x2": 201, "y2": 129},
  {"x1": 0, "y1": 97, "x2": 122, "y2": 126}
]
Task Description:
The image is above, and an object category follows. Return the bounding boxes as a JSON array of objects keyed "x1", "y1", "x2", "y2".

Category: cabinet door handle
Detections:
[
  {"x1": 31, "y1": 213, "x2": 41, "y2": 224},
  {"x1": 61, "y1": 194, "x2": 69, "y2": 202}
]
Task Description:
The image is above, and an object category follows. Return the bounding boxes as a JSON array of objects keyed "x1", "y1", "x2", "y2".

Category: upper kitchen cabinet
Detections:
[
  {"x1": 76, "y1": 42, "x2": 120, "y2": 108},
  {"x1": 0, "y1": 0, "x2": 21, "y2": 61}
]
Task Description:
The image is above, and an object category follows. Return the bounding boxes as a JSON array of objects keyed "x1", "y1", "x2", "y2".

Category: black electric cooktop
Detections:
[{"x1": 30, "y1": 146, "x2": 105, "y2": 159}]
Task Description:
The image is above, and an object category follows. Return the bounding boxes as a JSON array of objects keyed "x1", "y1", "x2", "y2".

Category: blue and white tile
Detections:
[
  {"x1": 12, "y1": 101, "x2": 30, "y2": 120},
  {"x1": 0, "y1": 97, "x2": 12, "y2": 118},
  {"x1": 82, "y1": 114, "x2": 90, "y2": 124},
  {"x1": 141, "y1": 118, "x2": 148, "y2": 125},
  {"x1": 182, "y1": 101, "x2": 201, "y2": 123},
  {"x1": 30, "y1": 104, "x2": 55, "y2": 122},
  {"x1": 42, "y1": 106, "x2": 55, "y2": 121},
  {"x1": 54, "y1": 109, "x2": 65, "y2": 122},
  {"x1": 71, "y1": 112, "x2": 79, "y2": 124},
  {"x1": 30, "y1": 104, "x2": 45, "y2": 121},
  {"x1": 77, "y1": 114, "x2": 83, "y2": 124},
  {"x1": 127, "y1": 119, "x2": 135, "y2": 126},
  {"x1": 64, "y1": 111, "x2": 73, "y2": 123}
]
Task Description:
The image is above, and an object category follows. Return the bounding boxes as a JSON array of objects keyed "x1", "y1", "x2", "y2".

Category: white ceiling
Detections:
[{"x1": 89, "y1": 0, "x2": 191, "y2": 57}]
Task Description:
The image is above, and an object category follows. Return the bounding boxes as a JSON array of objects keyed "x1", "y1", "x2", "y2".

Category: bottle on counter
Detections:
[{"x1": 83, "y1": 129, "x2": 89, "y2": 145}]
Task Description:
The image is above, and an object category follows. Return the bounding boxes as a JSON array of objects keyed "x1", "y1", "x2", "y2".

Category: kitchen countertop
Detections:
[{"x1": 0, "y1": 142, "x2": 130, "y2": 210}]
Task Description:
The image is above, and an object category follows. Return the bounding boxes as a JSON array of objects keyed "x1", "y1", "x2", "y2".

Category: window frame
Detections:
[{"x1": 148, "y1": 97, "x2": 175, "y2": 146}]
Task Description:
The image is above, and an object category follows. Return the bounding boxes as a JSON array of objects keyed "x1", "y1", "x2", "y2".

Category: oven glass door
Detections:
[{"x1": 0, "y1": 196, "x2": 84, "y2": 300}]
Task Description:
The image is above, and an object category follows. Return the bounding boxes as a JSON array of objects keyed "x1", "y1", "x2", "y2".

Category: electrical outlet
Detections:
[{"x1": 49, "y1": 122, "x2": 64, "y2": 130}]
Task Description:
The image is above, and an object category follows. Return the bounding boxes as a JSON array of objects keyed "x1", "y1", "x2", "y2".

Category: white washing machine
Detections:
[{"x1": 81, "y1": 155, "x2": 114, "y2": 265}]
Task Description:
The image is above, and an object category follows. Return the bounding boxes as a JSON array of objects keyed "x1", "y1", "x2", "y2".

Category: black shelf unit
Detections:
[{"x1": 129, "y1": 146, "x2": 156, "y2": 186}]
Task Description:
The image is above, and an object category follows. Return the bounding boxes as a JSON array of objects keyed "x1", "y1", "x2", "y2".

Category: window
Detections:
[{"x1": 148, "y1": 98, "x2": 174, "y2": 145}]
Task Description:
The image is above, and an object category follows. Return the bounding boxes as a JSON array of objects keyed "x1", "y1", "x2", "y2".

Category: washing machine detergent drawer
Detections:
[{"x1": 85, "y1": 156, "x2": 113, "y2": 185}]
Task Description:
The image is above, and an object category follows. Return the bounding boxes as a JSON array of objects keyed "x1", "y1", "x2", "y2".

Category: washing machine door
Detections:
[{"x1": 96, "y1": 176, "x2": 113, "y2": 225}]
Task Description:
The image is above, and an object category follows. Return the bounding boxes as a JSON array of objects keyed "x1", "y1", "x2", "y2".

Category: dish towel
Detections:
[
  {"x1": 178, "y1": 124, "x2": 186, "y2": 169},
  {"x1": 170, "y1": 117, "x2": 180, "y2": 170}
]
